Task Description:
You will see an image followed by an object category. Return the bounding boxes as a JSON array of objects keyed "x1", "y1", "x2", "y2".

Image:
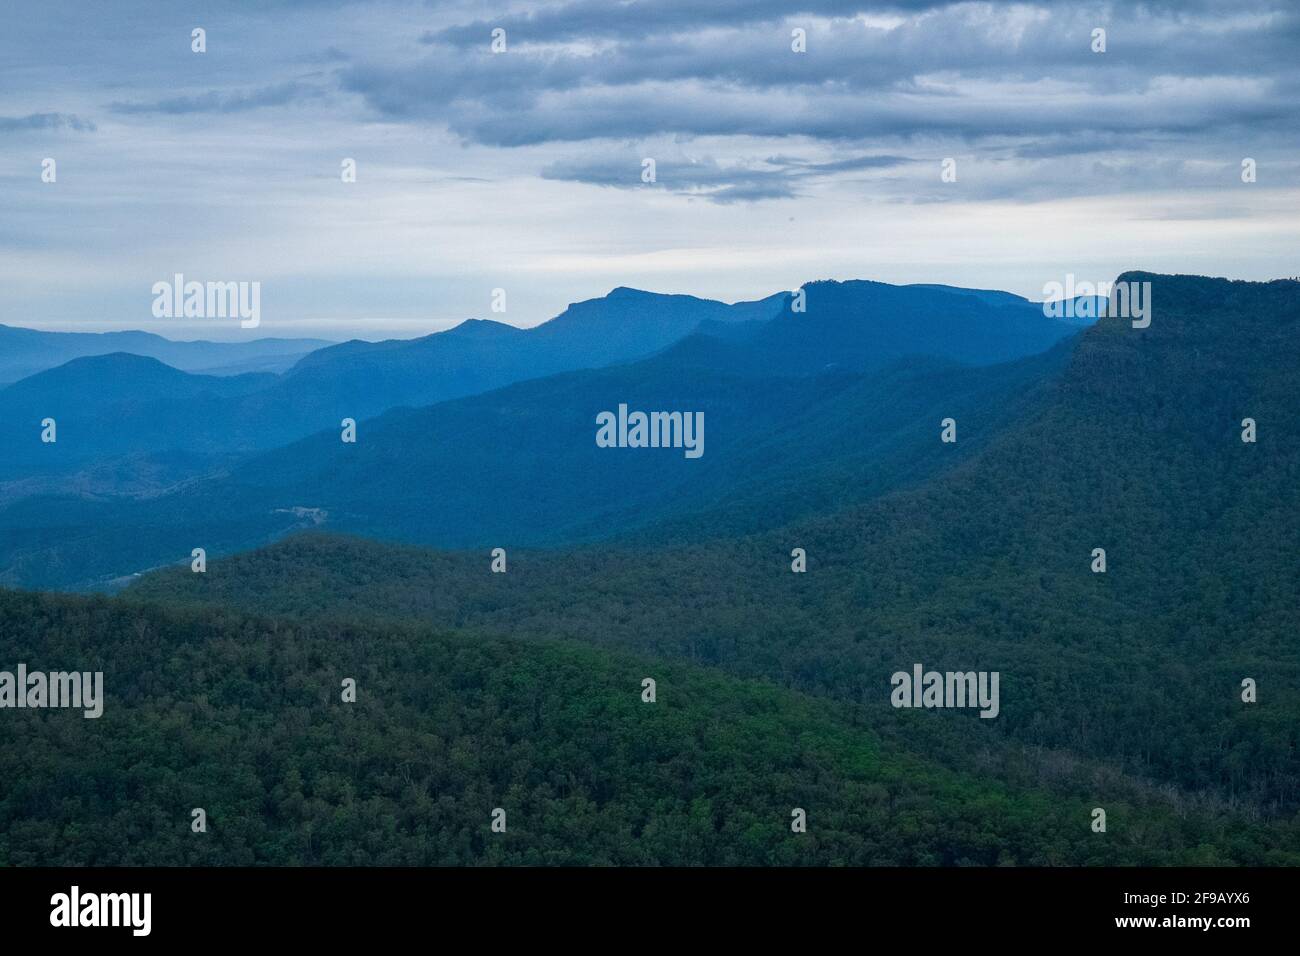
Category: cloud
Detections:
[
  {"x1": 109, "y1": 81, "x2": 326, "y2": 115},
  {"x1": 426, "y1": 0, "x2": 950, "y2": 47},
  {"x1": 297, "y1": 46, "x2": 351, "y2": 64},
  {"x1": 0, "y1": 112, "x2": 96, "y2": 132},
  {"x1": 340, "y1": 1, "x2": 1300, "y2": 155},
  {"x1": 423, "y1": 0, "x2": 1295, "y2": 53},
  {"x1": 2, "y1": 0, "x2": 1297, "y2": 332},
  {"x1": 541, "y1": 152, "x2": 913, "y2": 203}
]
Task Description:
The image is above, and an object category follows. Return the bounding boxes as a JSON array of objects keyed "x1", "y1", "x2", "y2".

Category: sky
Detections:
[{"x1": 1, "y1": 0, "x2": 1298, "y2": 341}]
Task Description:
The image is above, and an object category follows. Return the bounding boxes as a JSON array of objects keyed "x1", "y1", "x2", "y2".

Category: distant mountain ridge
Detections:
[
  {"x1": 0, "y1": 280, "x2": 1078, "y2": 491},
  {"x1": 0, "y1": 323, "x2": 332, "y2": 384},
  {"x1": 674, "y1": 280, "x2": 1078, "y2": 378},
  {"x1": 0, "y1": 354, "x2": 276, "y2": 487},
  {"x1": 0, "y1": 277, "x2": 1087, "y2": 588},
  {"x1": 272, "y1": 288, "x2": 790, "y2": 419},
  {"x1": 0, "y1": 288, "x2": 790, "y2": 503}
]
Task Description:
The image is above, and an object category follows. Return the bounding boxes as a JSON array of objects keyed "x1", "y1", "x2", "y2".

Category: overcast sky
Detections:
[{"x1": 2, "y1": 0, "x2": 1298, "y2": 341}]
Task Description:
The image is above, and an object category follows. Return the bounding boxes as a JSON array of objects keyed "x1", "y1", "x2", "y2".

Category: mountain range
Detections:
[
  {"x1": 3, "y1": 270, "x2": 1297, "y2": 867},
  {"x1": 128, "y1": 272, "x2": 1300, "y2": 826},
  {"x1": 0, "y1": 279, "x2": 1081, "y2": 586},
  {"x1": 0, "y1": 323, "x2": 331, "y2": 384}
]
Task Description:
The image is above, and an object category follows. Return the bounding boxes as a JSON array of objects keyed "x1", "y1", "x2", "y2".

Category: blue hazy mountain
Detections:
[
  {"x1": 0, "y1": 276, "x2": 1084, "y2": 588},
  {"x1": 642, "y1": 280, "x2": 1078, "y2": 379},
  {"x1": 741, "y1": 280, "x2": 1077, "y2": 374},
  {"x1": 0, "y1": 280, "x2": 1076, "y2": 472},
  {"x1": 0, "y1": 288, "x2": 787, "y2": 500},
  {"x1": 217, "y1": 340, "x2": 1072, "y2": 551},
  {"x1": 0, "y1": 354, "x2": 278, "y2": 499},
  {"x1": 261, "y1": 281, "x2": 1077, "y2": 422},
  {"x1": 0, "y1": 324, "x2": 332, "y2": 384},
  {"x1": 268, "y1": 287, "x2": 789, "y2": 421}
]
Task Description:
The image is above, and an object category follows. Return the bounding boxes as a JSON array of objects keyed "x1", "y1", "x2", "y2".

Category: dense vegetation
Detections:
[
  {"x1": 133, "y1": 276, "x2": 1300, "y2": 825},
  {"x1": 4, "y1": 273, "x2": 1296, "y2": 866},
  {"x1": 2, "y1": 588, "x2": 1292, "y2": 865}
]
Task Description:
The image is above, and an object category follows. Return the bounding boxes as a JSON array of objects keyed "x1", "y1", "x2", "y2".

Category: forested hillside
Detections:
[
  {"x1": 132, "y1": 275, "x2": 1300, "y2": 821},
  {"x1": 1, "y1": 588, "x2": 1290, "y2": 865},
  {"x1": 7, "y1": 273, "x2": 1297, "y2": 866}
]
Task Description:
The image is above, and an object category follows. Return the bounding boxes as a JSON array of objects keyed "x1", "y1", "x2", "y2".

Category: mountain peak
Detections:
[
  {"x1": 26, "y1": 351, "x2": 181, "y2": 379},
  {"x1": 445, "y1": 318, "x2": 520, "y2": 337}
]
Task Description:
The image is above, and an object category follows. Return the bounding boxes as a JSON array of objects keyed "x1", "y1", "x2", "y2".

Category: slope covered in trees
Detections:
[
  {"x1": 1, "y1": 588, "x2": 1290, "y2": 865},
  {"x1": 132, "y1": 275, "x2": 1300, "y2": 820}
]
